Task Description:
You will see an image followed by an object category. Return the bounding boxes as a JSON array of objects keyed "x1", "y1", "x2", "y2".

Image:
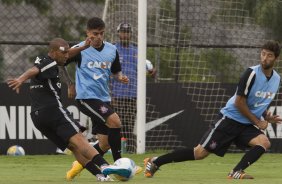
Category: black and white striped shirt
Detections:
[{"x1": 30, "y1": 55, "x2": 63, "y2": 112}]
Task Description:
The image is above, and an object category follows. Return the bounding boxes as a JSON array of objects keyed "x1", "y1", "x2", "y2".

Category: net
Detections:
[
  {"x1": 104, "y1": 0, "x2": 282, "y2": 153},
  {"x1": 1, "y1": 0, "x2": 282, "y2": 154}
]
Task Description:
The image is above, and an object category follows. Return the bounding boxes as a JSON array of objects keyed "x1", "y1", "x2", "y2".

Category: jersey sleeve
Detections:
[
  {"x1": 34, "y1": 57, "x2": 58, "y2": 79},
  {"x1": 111, "y1": 50, "x2": 122, "y2": 74},
  {"x1": 236, "y1": 68, "x2": 256, "y2": 97},
  {"x1": 65, "y1": 52, "x2": 82, "y2": 67}
]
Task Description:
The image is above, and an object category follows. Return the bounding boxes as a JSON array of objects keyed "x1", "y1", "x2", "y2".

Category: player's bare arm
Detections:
[
  {"x1": 68, "y1": 37, "x2": 92, "y2": 58},
  {"x1": 235, "y1": 95, "x2": 268, "y2": 130},
  {"x1": 59, "y1": 66, "x2": 76, "y2": 99},
  {"x1": 7, "y1": 66, "x2": 40, "y2": 94}
]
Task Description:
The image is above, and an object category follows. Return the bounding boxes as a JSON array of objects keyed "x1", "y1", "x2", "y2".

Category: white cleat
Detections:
[{"x1": 96, "y1": 174, "x2": 114, "y2": 182}]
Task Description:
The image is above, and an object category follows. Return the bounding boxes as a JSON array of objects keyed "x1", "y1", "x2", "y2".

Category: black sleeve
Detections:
[
  {"x1": 236, "y1": 68, "x2": 256, "y2": 97},
  {"x1": 34, "y1": 57, "x2": 58, "y2": 79},
  {"x1": 65, "y1": 53, "x2": 82, "y2": 67},
  {"x1": 111, "y1": 50, "x2": 122, "y2": 74}
]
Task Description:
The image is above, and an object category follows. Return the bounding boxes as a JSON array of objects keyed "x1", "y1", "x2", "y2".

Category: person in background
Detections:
[{"x1": 111, "y1": 22, "x2": 156, "y2": 152}]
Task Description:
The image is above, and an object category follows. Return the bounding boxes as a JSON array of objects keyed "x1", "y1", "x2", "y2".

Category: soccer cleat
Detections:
[
  {"x1": 135, "y1": 165, "x2": 143, "y2": 175},
  {"x1": 66, "y1": 160, "x2": 84, "y2": 181},
  {"x1": 101, "y1": 165, "x2": 131, "y2": 179},
  {"x1": 227, "y1": 170, "x2": 254, "y2": 179},
  {"x1": 144, "y1": 157, "x2": 158, "y2": 178},
  {"x1": 96, "y1": 174, "x2": 114, "y2": 182}
]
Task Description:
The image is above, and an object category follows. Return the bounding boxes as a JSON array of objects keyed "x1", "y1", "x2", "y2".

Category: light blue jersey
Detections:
[
  {"x1": 220, "y1": 65, "x2": 280, "y2": 125},
  {"x1": 74, "y1": 41, "x2": 119, "y2": 102}
]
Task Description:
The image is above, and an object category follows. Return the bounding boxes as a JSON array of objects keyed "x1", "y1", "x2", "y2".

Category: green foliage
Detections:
[
  {"x1": 250, "y1": 0, "x2": 282, "y2": 41},
  {"x1": 211, "y1": 0, "x2": 282, "y2": 41},
  {"x1": 1, "y1": 0, "x2": 51, "y2": 14},
  {"x1": 148, "y1": 47, "x2": 241, "y2": 83},
  {"x1": 201, "y1": 49, "x2": 243, "y2": 83},
  {"x1": 210, "y1": 0, "x2": 248, "y2": 25},
  {"x1": 159, "y1": 0, "x2": 175, "y2": 18},
  {"x1": 1, "y1": 0, "x2": 103, "y2": 41},
  {"x1": 48, "y1": 16, "x2": 88, "y2": 41}
]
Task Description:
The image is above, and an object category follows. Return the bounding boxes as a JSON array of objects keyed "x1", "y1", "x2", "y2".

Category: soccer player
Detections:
[
  {"x1": 7, "y1": 38, "x2": 130, "y2": 181},
  {"x1": 64, "y1": 17, "x2": 137, "y2": 180},
  {"x1": 144, "y1": 40, "x2": 282, "y2": 179},
  {"x1": 112, "y1": 22, "x2": 156, "y2": 151}
]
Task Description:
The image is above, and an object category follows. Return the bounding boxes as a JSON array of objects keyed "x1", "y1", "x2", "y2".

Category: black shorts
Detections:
[
  {"x1": 77, "y1": 99, "x2": 115, "y2": 135},
  {"x1": 200, "y1": 114, "x2": 264, "y2": 157},
  {"x1": 30, "y1": 106, "x2": 84, "y2": 150}
]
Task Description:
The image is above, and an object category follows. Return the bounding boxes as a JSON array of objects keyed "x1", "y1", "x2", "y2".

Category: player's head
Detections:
[
  {"x1": 117, "y1": 23, "x2": 132, "y2": 46},
  {"x1": 86, "y1": 17, "x2": 105, "y2": 48},
  {"x1": 48, "y1": 38, "x2": 69, "y2": 66},
  {"x1": 260, "y1": 41, "x2": 281, "y2": 70}
]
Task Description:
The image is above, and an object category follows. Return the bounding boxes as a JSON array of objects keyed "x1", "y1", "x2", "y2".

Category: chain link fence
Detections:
[
  {"x1": 0, "y1": 0, "x2": 104, "y2": 81},
  {"x1": 1, "y1": 0, "x2": 282, "y2": 152}
]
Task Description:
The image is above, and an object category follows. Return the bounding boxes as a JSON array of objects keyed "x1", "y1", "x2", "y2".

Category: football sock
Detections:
[
  {"x1": 108, "y1": 128, "x2": 122, "y2": 161},
  {"x1": 154, "y1": 148, "x2": 195, "y2": 167},
  {"x1": 85, "y1": 161, "x2": 103, "y2": 176},
  {"x1": 232, "y1": 145, "x2": 266, "y2": 171},
  {"x1": 93, "y1": 142, "x2": 106, "y2": 157},
  {"x1": 91, "y1": 154, "x2": 109, "y2": 167}
]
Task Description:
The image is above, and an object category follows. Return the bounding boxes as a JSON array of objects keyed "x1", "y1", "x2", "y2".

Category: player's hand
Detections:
[
  {"x1": 83, "y1": 36, "x2": 93, "y2": 48},
  {"x1": 256, "y1": 120, "x2": 268, "y2": 130},
  {"x1": 118, "y1": 75, "x2": 129, "y2": 84},
  {"x1": 264, "y1": 111, "x2": 282, "y2": 124},
  {"x1": 68, "y1": 83, "x2": 76, "y2": 99},
  {"x1": 7, "y1": 78, "x2": 22, "y2": 94},
  {"x1": 148, "y1": 68, "x2": 157, "y2": 78}
]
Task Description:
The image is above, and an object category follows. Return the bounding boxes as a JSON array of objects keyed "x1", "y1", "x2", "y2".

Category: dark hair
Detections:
[
  {"x1": 49, "y1": 38, "x2": 68, "y2": 51},
  {"x1": 87, "y1": 17, "x2": 105, "y2": 30},
  {"x1": 262, "y1": 41, "x2": 281, "y2": 58}
]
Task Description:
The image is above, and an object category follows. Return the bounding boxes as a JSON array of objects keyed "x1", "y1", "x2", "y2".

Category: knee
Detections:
[
  {"x1": 261, "y1": 138, "x2": 271, "y2": 150},
  {"x1": 100, "y1": 144, "x2": 111, "y2": 152},
  {"x1": 194, "y1": 145, "x2": 209, "y2": 160},
  {"x1": 106, "y1": 113, "x2": 121, "y2": 128},
  {"x1": 251, "y1": 135, "x2": 271, "y2": 150}
]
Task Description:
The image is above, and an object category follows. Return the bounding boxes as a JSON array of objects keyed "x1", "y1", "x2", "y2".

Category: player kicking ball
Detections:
[{"x1": 144, "y1": 40, "x2": 282, "y2": 179}]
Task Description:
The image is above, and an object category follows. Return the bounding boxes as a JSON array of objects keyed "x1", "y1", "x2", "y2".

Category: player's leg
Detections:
[
  {"x1": 66, "y1": 100, "x2": 113, "y2": 180},
  {"x1": 91, "y1": 120, "x2": 111, "y2": 156},
  {"x1": 30, "y1": 108, "x2": 111, "y2": 180},
  {"x1": 144, "y1": 115, "x2": 232, "y2": 178},
  {"x1": 66, "y1": 139, "x2": 110, "y2": 181},
  {"x1": 228, "y1": 128, "x2": 269, "y2": 179},
  {"x1": 67, "y1": 133, "x2": 113, "y2": 181},
  {"x1": 105, "y1": 112, "x2": 122, "y2": 161},
  {"x1": 77, "y1": 99, "x2": 122, "y2": 161},
  {"x1": 94, "y1": 134, "x2": 110, "y2": 155}
]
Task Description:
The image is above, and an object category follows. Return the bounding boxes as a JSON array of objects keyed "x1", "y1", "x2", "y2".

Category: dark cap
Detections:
[{"x1": 117, "y1": 23, "x2": 132, "y2": 32}]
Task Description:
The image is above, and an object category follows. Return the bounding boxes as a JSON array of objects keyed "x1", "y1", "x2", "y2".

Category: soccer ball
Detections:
[
  {"x1": 7, "y1": 145, "x2": 25, "y2": 156},
  {"x1": 113, "y1": 158, "x2": 136, "y2": 181},
  {"x1": 146, "y1": 59, "x2": 154, "y2": 71}
]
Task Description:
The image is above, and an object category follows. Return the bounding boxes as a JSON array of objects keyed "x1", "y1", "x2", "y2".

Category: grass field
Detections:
[{"x1": 0, "y1": 152, "x2": 282, "y2": 184}]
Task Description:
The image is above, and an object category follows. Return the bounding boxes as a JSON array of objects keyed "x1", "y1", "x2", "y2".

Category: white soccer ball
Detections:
[
  {"x1": 113, "y1": 158, "x2": 136, "y2": 181},
  {"x1": 146, "y1": 59, "x2": 154, "y2": 71},
  {"x1": 7, "y1": 145, "x2": 25, "y2": 156}
]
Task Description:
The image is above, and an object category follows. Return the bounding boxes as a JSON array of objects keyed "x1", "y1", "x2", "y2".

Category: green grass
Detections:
[{"x1": 0, "y1": 153, "x2": 282, "y2": 184}]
